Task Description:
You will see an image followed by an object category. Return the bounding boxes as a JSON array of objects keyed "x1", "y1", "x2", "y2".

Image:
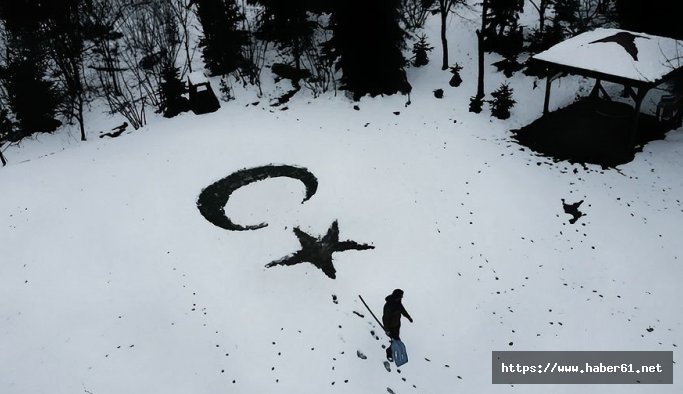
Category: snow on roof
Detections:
[
  {"x1": 533, "y1": 28, "x2": 683, "y2": 84},
  {"x1": 188, "y1": 71, "x2": 209, "y2": 85}
]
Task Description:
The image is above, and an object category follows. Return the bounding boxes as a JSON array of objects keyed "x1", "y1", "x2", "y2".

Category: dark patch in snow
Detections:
[
  {"x1": 512, "y1": 98, "x2": 671, "y2": 168},
  {"x1": 99, "y1": 122, "x2": 128, "y2": 139},
  {"x1": 433, "y1": 89, "x2": 444, "y2": 99},
  {"x1": 265, "y1": 220, "x2": 374, "y2": 279},
  {"x1": 561, "y1": 199, "x2": 585, "y2": 224},
  {"x1": 588, "y1": 32, "x2": 649, "y2": 61},
  {"x1": 197, "y1": 165, "x2": 317, "y2": 231},
  {"x1": 492, "y1": 58, "x2": 524, "y2": 77},
  {"x1": 271, "y1": 63, "x2": 311, "y2": 84},
  {"x1": 271, "y1": 87, "x2": 300, "y2": 107}
]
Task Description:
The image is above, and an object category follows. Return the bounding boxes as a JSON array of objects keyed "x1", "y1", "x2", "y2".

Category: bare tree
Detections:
[
  {"x1": 553, "y1": 0, "x2": 615, "y2": 36},
  {"x1": 89, "y1": 1, "x2": 150, "y2": 129},
  {"x1": 0, "y1": 108, "x2": 8, "y2": 166},
  {"x1": 437, "y1": 0, "x2": 466, "y2": 70},
  {"x1": 167, "y1": 0, "x2": 197, "y2": 74},
  {"x1": 92, "y1": 0, "x2": 187, "y2": 127},
  {"x1": 475, "y1": 0, "x2": 488, "y2": 99},
  {"x1": 83, "y1": 0, "x2": 126, "y2": 95},
  {"x1": 529, "y1": 0, "x2": 552, "y2": 35},
  {"x1": 119, "y1": 4, "x2": 165, "y2": 109},
  {"x1": 99, "y1": 69, "x2": 147, "y2": 129},
  {"x1": 571, "y1": 0, "x2": 615, "y2": 33},
  {"x1": 0, "y1": 26, "x2": 12, "y2": 166},
  {"x1": 46, "y1": 0, "x2": 90, "y2": 141},
  {"x1": 235, "y1": 0, "x2": 266, "y2": 94},
  {"x1": 470, "y1": 0, "x2": 488, "y2": 112},
  {"x1": 300, "y1": 13, "x2": 337, "y2": 97},
  {"x1": 401, "y1": 0, "x2": 433, "y2": 31}
]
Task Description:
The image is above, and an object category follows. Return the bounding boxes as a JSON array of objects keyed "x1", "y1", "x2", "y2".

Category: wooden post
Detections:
[
  {"x1": 590, "y1": 79, "x2": 602, "y2": 98},
  {"x1": 630, "y1": 87, "x2": 650, "y2": 147},
  {"x1": 543, "y1": 75, "x2": 552, "y2": 115},
  {"x1": 598, "y1": 83, "x2": 611, "y2": 101},
  {"x1": 543, "y1": 71, "x2": 562, "y2": 115}
]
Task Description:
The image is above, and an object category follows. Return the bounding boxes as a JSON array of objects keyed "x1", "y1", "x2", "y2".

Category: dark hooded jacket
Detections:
[{"x1": 382, "y1": 291, "x2": 412, "y2": 329}]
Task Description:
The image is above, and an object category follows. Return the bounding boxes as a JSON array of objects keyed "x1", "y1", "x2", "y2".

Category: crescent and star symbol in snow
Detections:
[{"x1": 196, "y1": 164, "x2": 374, "y2": 279}]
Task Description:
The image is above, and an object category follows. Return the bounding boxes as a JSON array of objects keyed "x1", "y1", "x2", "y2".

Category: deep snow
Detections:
[{"x1": 1, "y1": 6, "x2": 682, "y2": 394}]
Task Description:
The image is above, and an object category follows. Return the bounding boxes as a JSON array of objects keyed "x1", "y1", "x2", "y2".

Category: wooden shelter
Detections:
[{"x1": 531, "y1": 28, "x2": 683, "y2": 144}]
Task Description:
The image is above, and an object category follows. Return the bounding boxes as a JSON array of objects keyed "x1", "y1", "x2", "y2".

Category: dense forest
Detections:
[{"x1": 0, "y1": 0, "x2": 681, "y2": 165}]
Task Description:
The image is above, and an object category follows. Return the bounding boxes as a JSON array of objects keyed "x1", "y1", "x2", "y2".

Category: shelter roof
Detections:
[{"x1": 532, "y1": 28, "x2": 683, "y2": 86}]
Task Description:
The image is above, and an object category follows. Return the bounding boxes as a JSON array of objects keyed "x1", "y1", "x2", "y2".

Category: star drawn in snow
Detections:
[{"x1": 265, "y1": 220, "x2": 374, "y2": 279}]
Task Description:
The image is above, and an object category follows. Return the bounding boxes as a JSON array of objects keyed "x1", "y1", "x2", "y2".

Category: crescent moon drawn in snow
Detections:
[{"x1": 197, "y1": 165, "x2": 318, "y2": 231}]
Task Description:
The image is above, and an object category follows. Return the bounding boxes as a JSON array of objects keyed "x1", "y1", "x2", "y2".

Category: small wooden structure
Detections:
[
  {"x1": 531, "y1": 28, "x2": 683, "y2": 145},
  {"x1": 187, "y1": 71, "x2": 220, "y2": 114},
  {"x1": 656, "y1": 91, "x2": 683, "y2": 125}
]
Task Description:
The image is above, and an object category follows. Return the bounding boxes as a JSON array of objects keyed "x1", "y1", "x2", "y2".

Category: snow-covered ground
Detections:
[{"x1": 1, "y1": 9, "x2": 682, "y2": 394}]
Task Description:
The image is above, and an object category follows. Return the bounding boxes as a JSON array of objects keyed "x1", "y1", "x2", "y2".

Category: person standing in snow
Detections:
[{"x1": 382, "y1": 289, "x2": 413, "y2": 361}]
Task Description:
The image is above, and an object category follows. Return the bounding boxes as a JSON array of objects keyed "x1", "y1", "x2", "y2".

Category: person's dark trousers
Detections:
[{"x1": 385, "y1": 326, "x2": 400, "y2": 360}]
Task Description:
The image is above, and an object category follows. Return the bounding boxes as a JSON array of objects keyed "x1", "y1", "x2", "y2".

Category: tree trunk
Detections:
[
  {"x1": 440, "y1": 4, "x2": 448, "y2": 70},
  {"x1": 182, "y1": 1, "x2": 193, "y2": 73},
  {"x1": 78, "y1": 97, "x2": 86, "y2": 141},
  {"x1": 476, "y1": 0, "x2": 488, "y2": 99},
  {"x1": 185, "y1": 33, "x2": 192, "y2": 73},
  {"x1": 539, "y1": 0, "x2": 546, "y2": 34},
  {"x1": 0, "y1": 145, "x2": 6, "y2": 166},
  {"x1": 475, "y1": 29, "x2": 484, "y2": 98}
]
